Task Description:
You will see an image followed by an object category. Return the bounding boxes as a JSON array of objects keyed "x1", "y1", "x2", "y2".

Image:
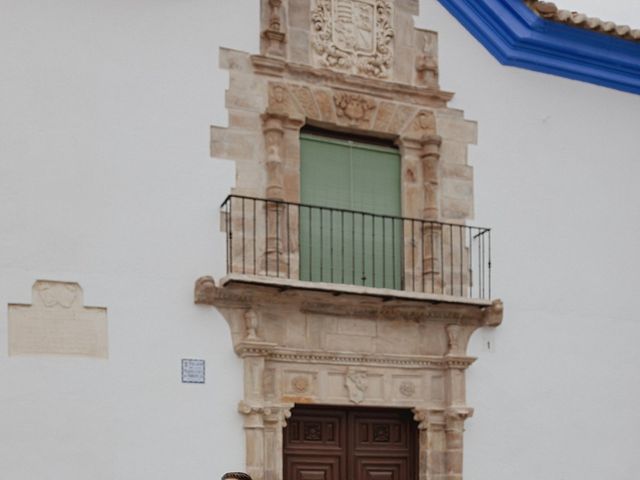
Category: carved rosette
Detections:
[{"x1": 311, "y1": 0, "x2": 394, "y2": 78}]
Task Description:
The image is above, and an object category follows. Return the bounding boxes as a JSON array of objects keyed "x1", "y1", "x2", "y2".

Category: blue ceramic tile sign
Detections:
[{"x1": 181, "y1": 359, "x2": 205, "y2": 384}]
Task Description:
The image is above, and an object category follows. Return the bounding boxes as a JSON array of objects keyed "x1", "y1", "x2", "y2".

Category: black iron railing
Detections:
[{"x1": 221, "y1": 195, "x2": 492, "y2": 300}]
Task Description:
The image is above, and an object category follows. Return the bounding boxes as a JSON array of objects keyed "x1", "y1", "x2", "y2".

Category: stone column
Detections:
[
  {"x1": 263, "y1": 114, "x2": 286, "y2": 201},
  {"x1": 262, "y1": 114, "x2": 287, "y2": 276},
  {"x1": 421, "y1": 134, "x2": 441, "y2": 220},
  {"x1": 420, "y1": 134, "x2": 443, "y2": 293}
]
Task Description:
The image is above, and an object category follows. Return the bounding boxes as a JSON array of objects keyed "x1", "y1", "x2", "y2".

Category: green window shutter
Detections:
[{"x1": 299, "y1": 134, "x2": 402, "y2": 289}]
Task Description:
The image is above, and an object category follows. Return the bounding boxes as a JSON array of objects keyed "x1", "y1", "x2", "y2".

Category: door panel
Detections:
[
  {"x1": 284, "y1": 406, "x2": 418, "y2": 480},
  {"x1": 299, "y1": 134, "x2": 402, "y2": 289}
]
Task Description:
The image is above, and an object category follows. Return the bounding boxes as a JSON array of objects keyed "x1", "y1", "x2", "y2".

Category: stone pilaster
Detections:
[
  {"x1": 444, "y1": 407, "x2": 474, "y2": 480},
  {"x1": 413, "y1": 408, "x2": 447, "y2": 480},
  {"x1": 263, "y1": 404, "x2": 293, "y2": 480}
]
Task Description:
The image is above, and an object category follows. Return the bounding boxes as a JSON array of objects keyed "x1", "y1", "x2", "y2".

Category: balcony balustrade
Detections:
[{"x1": 221, "y1": 195, "x2": 492, "y2": 301}]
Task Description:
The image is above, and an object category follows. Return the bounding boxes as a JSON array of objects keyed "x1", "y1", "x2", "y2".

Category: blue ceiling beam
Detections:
[{"x1": 438, "y1": 0, "x2": 640, "y2": 95}]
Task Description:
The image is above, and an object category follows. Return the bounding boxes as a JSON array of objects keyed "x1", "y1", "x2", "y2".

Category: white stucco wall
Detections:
[
  {"x1": 0, "y1": 1, "x2": 254, "y2": 478},
  {"x1": 1, "y1": 1, "x2": 638, "y2": 479},
  {"x1": 418, "y1": 2, "x2": 640, "y2": 479}
]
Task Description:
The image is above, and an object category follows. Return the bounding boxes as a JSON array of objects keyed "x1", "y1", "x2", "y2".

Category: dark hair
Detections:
[{"x1": 221, "y1": 473, "x2": 252, "y2": 480}]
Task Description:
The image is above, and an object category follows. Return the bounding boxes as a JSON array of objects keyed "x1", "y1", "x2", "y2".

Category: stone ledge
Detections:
[{"x1": 220, "y1": 273, "x2": 494, "y2": 306}]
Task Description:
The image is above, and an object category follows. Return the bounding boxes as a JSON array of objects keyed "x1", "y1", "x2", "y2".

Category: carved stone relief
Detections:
[
  {"x1": 416, "y1": 29, "x2": 439, "y2": 86},
  {"x1": 345, "y1": 368, "x2": 368, "y2": 403},
  {"x1": 399, "y1": 380, "x2": 416, "y2": 398},
  {"x1": 334, "y1": 91, "x2": 377, "y2": 127},
  {"x1": 312, "y1": 0, "x2": 394, "y2": 78}
]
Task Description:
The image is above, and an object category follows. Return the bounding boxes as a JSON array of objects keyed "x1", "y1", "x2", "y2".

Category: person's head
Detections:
[{"x1": 221, "y1": 473, "x2": 252, "y2": 480}]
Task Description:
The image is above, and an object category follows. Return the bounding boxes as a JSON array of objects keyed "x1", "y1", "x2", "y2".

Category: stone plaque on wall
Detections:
[{"x1": 8, "y1": 280, "x2": 108, "y2": 358}]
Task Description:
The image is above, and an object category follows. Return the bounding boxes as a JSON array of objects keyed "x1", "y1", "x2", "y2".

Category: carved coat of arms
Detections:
[{"x1": 312, "y1": 0, "x2": 394, "y2": 78}]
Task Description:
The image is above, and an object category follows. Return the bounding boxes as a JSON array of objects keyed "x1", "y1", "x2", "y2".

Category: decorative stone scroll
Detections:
[
  {"x1": 8, "y1": 280, "x2": 108, "y2": 358},
  {"x1": 311, "y1": 0, "x2": 394, "y2": 78}
]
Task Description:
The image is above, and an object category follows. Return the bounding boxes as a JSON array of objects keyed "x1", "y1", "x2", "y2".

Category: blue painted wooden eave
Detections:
[{"x1": 438, "y1": 0, "x2": 640, "y2": 95}]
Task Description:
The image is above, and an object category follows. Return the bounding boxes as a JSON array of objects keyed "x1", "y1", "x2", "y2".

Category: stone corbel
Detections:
[
  {"x1": 194, "y1": 275, "x2": 216, "y2": 304},
  {"x1": 482, "y1": 299, "x2": 504, "y2": 326}
]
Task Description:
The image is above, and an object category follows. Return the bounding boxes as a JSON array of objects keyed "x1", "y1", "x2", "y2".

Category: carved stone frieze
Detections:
[{"x1": 311, "y1": 0, "x2": 394, "y2": 78}]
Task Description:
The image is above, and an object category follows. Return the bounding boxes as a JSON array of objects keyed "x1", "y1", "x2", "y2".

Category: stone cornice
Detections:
[
  {"x1": 438, "y1": 0, "x2": 640, "y2": 95},
  {"x1": 267, "y1": 347, "x2": 477, "y2": 370}
]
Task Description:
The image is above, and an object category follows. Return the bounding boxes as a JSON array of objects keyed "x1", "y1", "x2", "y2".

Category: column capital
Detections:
[{"x1": 412, "y1": 407, "x2": 445, "y2": 430}]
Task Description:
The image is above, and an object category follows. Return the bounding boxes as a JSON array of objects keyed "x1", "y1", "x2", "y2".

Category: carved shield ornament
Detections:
[
  {"x1": 312, "y1": 0, "x2": 394, "y2": 78},
  {"x1": 334, "y1": 0, "x2": 376, "y2": 54}
]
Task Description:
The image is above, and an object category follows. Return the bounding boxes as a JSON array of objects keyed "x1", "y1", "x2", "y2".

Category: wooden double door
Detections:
[{"x1": 284, "y1": 405, "x2": 418, "y2": 480}]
